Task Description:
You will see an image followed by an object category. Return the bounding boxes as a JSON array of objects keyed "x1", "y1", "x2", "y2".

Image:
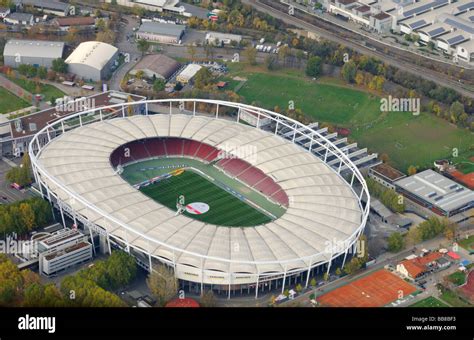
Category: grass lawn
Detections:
[
  {"x1": 0, "y1": 87, "x2": 31, "y2": 114},
  {"x1": 447, "y1": 271, "x2": 466, "y2": 286},
  {"x1": 439, "y1": 289, "x2": 472, "y2": 307},
  {"x1": 458, "y1": 235, "x2": 474, "y2": 252},
  {"x1": 452, "y1": 155, "x2": 474, "y2": 175},
  {"x1": 236, "y1": 72, "x2": 381, "y2": 126},
  {"x1": 350, "y1": 112, "x2": 472, "y2": 171},
  {"x1": 410, "y1": 297, "x2": 449, "y2": 307},
  {"x1": 8, "y1": 77, "x2": 65, "y2": 100},
  {"x1": 227, "y1": 63, "x2": 473, "y2": 171}
]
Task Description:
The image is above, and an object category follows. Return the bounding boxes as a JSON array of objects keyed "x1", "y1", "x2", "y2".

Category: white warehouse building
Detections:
[
  {"x1": 65, "y1": 41, "x2": 119, "y2": 82},
  {"x1": 176, "y1": 64, "x2": 202, "y2": 84}
]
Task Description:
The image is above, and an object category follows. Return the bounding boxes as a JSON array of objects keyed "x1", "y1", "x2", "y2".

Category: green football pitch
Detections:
[
  {"x1": 121, "y1": 158, "x2": 285, "y2": 227},
  {"x1": 133, "y1": 168, "x2": 273, "y2": 227}
]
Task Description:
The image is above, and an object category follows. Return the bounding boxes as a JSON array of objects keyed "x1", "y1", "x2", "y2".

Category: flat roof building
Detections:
[
  {"x1": 3, "y1": 39, "x2": 65, "y2": 68},
  {"x1": 205, "y1": 32, "x2": 242, "y2": 46},
  {"x1": 176, "y1": 64, "x2": 202, "y2": 84},
  {"x1": 105, "y1": 0, "x2": 185, "y2": 15},
  {"x1": 369, "y1": 163, "x2": 406, "y2": 190},
  {"x1": 4, "y1": 12, "x2": 34, "y2": 26},
  {"x1": 66, "y1": 41, "x2": 119, "y2": 81},
  {"x1": 18, "y1": 0, "x2": 71, "y2": 16},
  {"x1": 130, "y1": 54, "x2": 180, "y2": 80},
  {"x1": 37, "y1": 227, "x2": 93, "y2": 276},
  {"x1": 136, "y1": 22, "x2": 185, "y2": 44},
  {"x1": 395, "y1": 169, "x2": 474, "y2": 217}
]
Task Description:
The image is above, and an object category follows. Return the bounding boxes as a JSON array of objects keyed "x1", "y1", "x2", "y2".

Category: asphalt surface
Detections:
[
  {"x1": 110, "y1": 15, "x2": 142, "y2": 91},
  {"x1": 242, "y1": 0, "x2": 474, "y2": 99}
]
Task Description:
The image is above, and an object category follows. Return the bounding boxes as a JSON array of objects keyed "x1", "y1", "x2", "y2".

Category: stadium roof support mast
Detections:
[{"x1": 28, "y1": 99, "x2": 370, "y2": 296}]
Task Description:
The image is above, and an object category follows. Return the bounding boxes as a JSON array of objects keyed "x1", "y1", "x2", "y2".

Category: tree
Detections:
[
  {"x1": 295, "y1": 284, "x2": 303, "y2": 293},
  {"x1": 147, "y1": 265, "x2": 178, "y2": 306},
  {"x1": 135, "y1": 70, "x2": 145, "y2": 80},
  {"x1": 265, "y1": 54, "x2": 279, "y2": 70},
  {"x1": 153, "y1": 78, "x2": 166, "y2": 92},
  {"x1": 323, "y1": 272, "x2": 329, "y2": 281},
  {"x1": 19, "y1": 203, "x2": 35, "y2": 231},
  {"x1": 136, "y1": 39, "x2": 150, "y2": 56},
  {"x1": 341, "y1": 60, "x2": 357, "y2": 83},
  {"x1": 387, "y1": 232, "x2": 404, "y2": 253},
  {"x1": 310, "y1": 278, "x2": 317, "y2": 287},
  {"x1": 200, "y1": 290, "x2": 217, "y2": 307},
  {"x1": 244, "y1": 46, "x2": 257, "y2": 66},
  {"x1": 444, "y1": 222, "x2": 458, "y2": 241},
  {"x1": 194, "y1": 67, "x2": 213, "y2": 89},
  {"x1": 407, "y1": 165, "x2": 417, "y2": 176},
  {"x1": 52, "y1": 59, "x2": 68, "y2": 74},
  {"x1": 306, "y1": 56, "x2": 322, "y2": 78},
  {"x1": 105, "y1": 251, "x2": 137, "y2": 289},
  {"x1": 335, "y1": 268, "x2": 342, "y2": 276}
]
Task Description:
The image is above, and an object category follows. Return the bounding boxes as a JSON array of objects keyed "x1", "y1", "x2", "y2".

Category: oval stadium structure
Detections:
[{"x1": 30, "y1": 99, "x2": 370, "y2": 298}]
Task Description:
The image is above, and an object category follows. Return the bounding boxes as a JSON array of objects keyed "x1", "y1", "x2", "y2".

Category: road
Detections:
[
  {"x1": 278, "y1": 233, "x2": 471, "y2": 307},
  {"x1": 242, "y1": 0, "x2": 474, "y2": 99},
  {"x1": 110, "y1": 15, "x2": 142, "y2": 91}
]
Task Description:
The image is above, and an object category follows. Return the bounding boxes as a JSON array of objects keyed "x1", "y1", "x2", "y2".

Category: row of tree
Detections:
[
  {"x1": 0, "y1": 197, "x2": 53, "y2": 238},
  {"x1": 388, "y1": 217, "x2": 458, "y2": 252},
  {"x1": 0, "y1": 254, "x2": 63, "y2": 307},
  {"x1": 59, "y1": 251, "x2": 137, "y2": 307},
  {"x1": 366, "y1": 178, "x2": 405, "y2": 213},
  {"x1": 6, "y1": 153, "x2": 32, "y2": 187}
]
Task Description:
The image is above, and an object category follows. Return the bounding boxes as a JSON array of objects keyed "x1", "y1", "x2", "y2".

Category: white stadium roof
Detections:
[
  {"x1": 36, "y1": 114, "x2": 363, "y2": 277},
  {"x1": 65, "y1": 41, "x2": 118, "y2": 71}
]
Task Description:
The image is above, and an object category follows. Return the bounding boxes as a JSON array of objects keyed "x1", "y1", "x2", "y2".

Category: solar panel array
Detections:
[
  {"x1": 427, "y1": 27, "x2": 447, "y2": 37},
  {"x1": 403, "y1": 0, "x2": 449, "y2": 18},
  {"x1": 445, "y1": 17, "x2": 474, "y2": 34}
]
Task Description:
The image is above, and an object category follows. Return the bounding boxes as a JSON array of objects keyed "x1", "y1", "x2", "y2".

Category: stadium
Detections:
[{"x1": 29, "y1": 99, "x2": 370, "y2": 299}]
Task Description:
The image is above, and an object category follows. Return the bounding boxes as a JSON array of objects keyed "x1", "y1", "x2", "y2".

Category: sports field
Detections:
[
  {"x1": 409, "y1": 297, "x2": 448, "y2": 308},
  {"x1": 227, "y1": 64, "x2": 473, "y2": 171},
  {"x1": 0, "y1": 87, "x2": 30, "y2": 114},
  {"x1": 121, "y1": 158, "x2": 284, "y2": 227},
  {"x1": 317, "y1": 269, "x2": 417, "y2": 307}
]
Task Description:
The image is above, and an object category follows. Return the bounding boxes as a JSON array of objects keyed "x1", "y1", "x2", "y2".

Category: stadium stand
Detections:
[{"x1": 109, "y1": 137, "x2": 290, "y2": 207}]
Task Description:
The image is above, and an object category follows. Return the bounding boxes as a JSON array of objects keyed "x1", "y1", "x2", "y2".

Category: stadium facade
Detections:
[{"x1": 29, "y1": 99, "x2": 370, "y2": 298}]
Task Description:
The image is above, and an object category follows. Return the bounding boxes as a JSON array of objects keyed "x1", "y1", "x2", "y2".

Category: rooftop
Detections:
[
  {"x1": 370, "y1": 163, "x2": 406, "y2": 182},
  {"x1": 131, "y1": 54, "x2": 180, "y2": 79},
  {"x1": 3, "y1": 39, "x2": 64, "y2": 59},
  {"x1": 65, "y1": 41, "x2": 118, "y2": 71},
  {"x1": 395, "y1": 170, "x2": 474, "y2": 213},
  {"x1": 138, "y1": 22, "x2": 185, "y2": 38}
]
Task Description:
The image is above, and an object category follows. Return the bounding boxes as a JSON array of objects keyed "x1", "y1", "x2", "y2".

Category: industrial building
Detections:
[
  {"x1": 53, "y1": 16, "x2": 96, "y2": 31},
  {"x1": 17, "y1": 0, "x2": 71, "y2": 16},
  {"x1": 3, "y1": 39, "x2": 65, "y2": 68},
  {"x1": 205, "y1": 32, "x2": 243, "y2": 46},
  {"x1": 176, "y1": 63, "x2": 202, "y2": 83},
  {"x1": 105, "y1": 0, "x2": 186, "y2": 15},
  {"x1": 395, "y1": 169, "x2": 474, "y2": 217},
  {"x1": 37, "y1": 228, "x2": 93, "y2": 276},
  {"x1": 130, "y1": 54, "x2": 181, "y2": 80},
  {"x1": 136, "y1": 22, "x2": 186, "y2": 44},
  {"x1": 4, "y1": 12, "x2": 34, "y2": 26},
  {"x1": 368, "y1": 163, "x2": 406, "y2": 190},
  {"x1": 65, "y1": 41, "x2": 119, "y2": 81}
]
